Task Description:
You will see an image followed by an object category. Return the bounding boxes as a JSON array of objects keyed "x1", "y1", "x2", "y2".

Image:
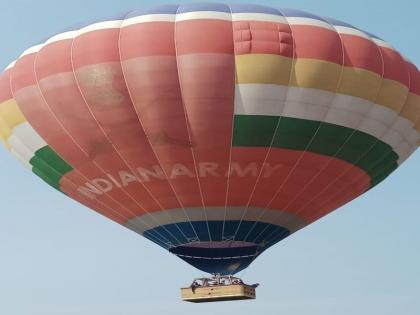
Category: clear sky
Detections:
[{"x1": 0, "y1": 1, "x2": 419, "y2": 314}]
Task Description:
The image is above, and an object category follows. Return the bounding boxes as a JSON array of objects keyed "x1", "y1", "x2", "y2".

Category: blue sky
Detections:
[{"x1": 0, "y1": 1, "x2": 419, "y2": 314}]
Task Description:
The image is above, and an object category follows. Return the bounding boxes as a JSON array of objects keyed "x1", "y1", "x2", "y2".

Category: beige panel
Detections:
[
  {"x1": 0, "y1": 99, "x2": 27, "y2": 145},
  {"x1": 235, "y1": 54, "x2": 292, "y2": 86},
  {"x1": 338, "y1": 67, "x2": 382, "y2": 103},
  {"x1": 400, "y1": 93, "x2": 420, "y2": 125},
  {"x1": 376, "y1": 79, "x2": 410, "y2": 112},
  {"x1": 290, "y1": 59, "x2": 340, "y2": 92}
]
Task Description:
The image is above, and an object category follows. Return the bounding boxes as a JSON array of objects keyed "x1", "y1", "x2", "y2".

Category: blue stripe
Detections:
[
  {"x1": 125, "y1": 4, "x2": 180, "y2": 18},
  {"x1": 323, "y1": 16, "x2": 355, "y2": 28},
  {"x1": 280, "y1": 8, "x2": 324, "y2": 20},
  {"x1": 143, "y1": 220, "x2": 290, "y2": 246},
  {"x1": 35, "y1": 11, "x2": 130, "y2": 45},
  {"x1": 323, "y1": 17, "x2": 383, "y2": 40},
  {"x1": 66, "y1": 12, "x2": 129, "y2": 30},
  {"x1": 158, "y1": 221, "x2": 291, "y2": 274},
  {"x1": 177, "y1": 3, "x2": 231, "y2": 13},
  {"x1": 229, "y1": 3, "x2": 282, "y2": 15},
  {"x1": 365, "y1": 31, "x2": 384, "y2": 40}
]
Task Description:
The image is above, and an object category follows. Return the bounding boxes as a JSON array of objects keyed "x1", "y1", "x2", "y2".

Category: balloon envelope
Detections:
[{"x1": 0, "y1": 3, "x2": 419, "y2": 275}]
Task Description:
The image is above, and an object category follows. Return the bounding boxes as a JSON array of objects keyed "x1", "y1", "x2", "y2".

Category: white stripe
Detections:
[
  {"x1": 325, "y1": 94, "x2": 372, "y2": 129},
  {"x1": 406, "y1": 127, "x2": 419, "y2": 144},
  {"x1": 8, "y1": 135, "x2": 34, "y2": 163},
  {"x1": 286, "y1": 17, "x2": 334, "y2": 31},
  {"x1": 372, "y1": 38, "x2": 394, "y2": 50},
  {"x1": 122, "y1": 14, "x2": 175, "y2": 26},
  {"x1": 235, "y1": 84, "x2": 420, "y2": 156},
  {"x1": 395, "y1": 141, "x2": 412, "y2": 161},
  {"x1": 402, "y1": 55, "x2": 413, "y2": 64},
  {"x1": 5, "y1": 60, "x2": 16, "y2": 71},
  {"x1": 398, "y1": 144, "x2": 417, "y2": 163},
  {"x1": 232, "y1": 13, "x2": 287, "y2": 24},
  {"x1": 42, "y1": 20, "x2": 126, "y2": 47},
  {"x1": 334, "y1": 26, "x2": 371, "y2": 40},
  {"x1": 235, "y1": 84, "x2": 287, "y2": 116},
  {"x1": 126, "y1": 207, "x2": 307, "y2": 235},
  {"x1": 10, "y1": 148, "x2": 33, "y2": 170},
  {"x1": 284, "y1": 87, "x2": 334, "y2": 121},
  {"x1": 45, "y1": 31, "x2": 78, "y2": 45},
  {"x1": 77, "y1": 20, "x2": 122, "y2": 36},
  {"x1": 175, "y1": 11, "x2": 232, "y2": 22},
  {"x1": 391, "y1": 116, "x2": 416, "y2": 140},
  {"x1": 9, "y1": 122, "x2": 46, "y2": 154},
  {"x1": 20, "y1": 44, "x2": 44, "y2": 58},
  {"x1": 382, "y1": 128, "x2": 404, "y2": 148}
]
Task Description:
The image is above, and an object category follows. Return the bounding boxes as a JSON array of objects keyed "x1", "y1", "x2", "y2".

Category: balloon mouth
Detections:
[
  {"x1": 180, "y1": 240, "x2": 256, "y2": 248},
  {"x1": 169, "y1": 241, "x2": 262, "y2": 275}
]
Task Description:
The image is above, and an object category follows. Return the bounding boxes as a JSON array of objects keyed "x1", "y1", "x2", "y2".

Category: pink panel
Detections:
[
  {"x1": 289, "y1": 25, "x2": 343, "y2": 65},
  {"x1": 120, "y1": 21, "x2": 205, "y2": 213},
  {"x1": 340, "y1": 34, "x2": 382, "y2": 75},
  {"x1": 175, "y1": 19, "x2": 235, "y2": 207},
  {"x1": 71, "y1": 28, "x2": 183, "y2": 212},
  {"x1": 36, "y1": 39, "x2": 163, "y2": 213},
  {"x1": 379, "y1": 47, "x2": 410, "y2": 86}
]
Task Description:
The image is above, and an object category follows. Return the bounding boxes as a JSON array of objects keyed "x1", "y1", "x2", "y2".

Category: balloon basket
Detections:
[{"x1": 181, "y1": 275, "x2": 258, "y2": 303}]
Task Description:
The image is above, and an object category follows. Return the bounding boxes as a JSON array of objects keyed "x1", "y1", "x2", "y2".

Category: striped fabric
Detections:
[{"x1": 1, "y1": 3, "x2": 418, "y2": 275}]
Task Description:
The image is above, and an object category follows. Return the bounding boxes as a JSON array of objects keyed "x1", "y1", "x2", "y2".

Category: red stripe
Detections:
[
  {"x1": 237, "y1": 147, "x2": 370, "y2": 222},
  {"x1": 175, "y1": 18, "x2": 235, "y2": 206},
  {"x1": 408, "y1": 62, "x2": 420, "y2": 95},
  {"x1": 121, "y1": 22, "x2": 176, "y2": 59},
  {"x1": 10, "y1": 54, "x2": 37, "y2": 91},
  {"x1": 175, "y1": 20, "x2": 234, "y2": 55},
  {"x1": 233, "y1": 21, "x2": 293, "y2": 57},
  {"x1": 0, "y1": 70, "x2": 12, "y2": 103},
  {"x1": 380, "y1": 47, "x2": 410, "y2": 86},
  {"x1": 72, "y1": 29, "x2": 121, "y2": 68},
  {"x1": 340, "y1": 34, "x2": 383, "y2": 75},
  {"x1": 226, "y1": 147, "x2": 370, "y2": 222},
  {"x1": 72, "y1": 30, "x2": 185, "y2": 211},
  {"x1": 119, "y1": 51, "x2": 204, "y2": 207},
  {"x1": 289, "y1": 25, "x2": 343, "y2": 65},
  {"x1": 36, "y1": 40, "x2": 73, "y2": 79}
]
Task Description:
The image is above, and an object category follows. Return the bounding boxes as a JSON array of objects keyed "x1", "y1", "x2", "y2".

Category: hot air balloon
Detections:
[{"x1": 0, "y1": 3, "x2": 418, "y2": 302}]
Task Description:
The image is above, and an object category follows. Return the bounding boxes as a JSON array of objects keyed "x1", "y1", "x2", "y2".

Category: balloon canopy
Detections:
[{"x1": 0, "y1": 3, "x2": 419, "y2": 275}]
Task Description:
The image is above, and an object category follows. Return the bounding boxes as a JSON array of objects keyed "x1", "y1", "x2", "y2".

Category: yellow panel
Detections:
[
  {"x1": 290, "y1": 59, "x2": 340, "y2": 92},
  {"x1": 400, "y1": 93, "x2": 420, "y2": 125},
  {"x1": 0, "y1": 99, "x2": 26, "y2": 128},
  {"x1": 338, "y1": 67, "x2": 382, "y2": 103},
  {"x1": 0, "y1": 116, "x2": 11, "y2": 150},
  {"x1": 376, "y1": 79, "x2": 410, "y2": 112},
  {"x1": 0, "y1": 136, "x2": 12, "y2": 151},
  {"x1": 0, "y1": 111, "x2": 12, "y2": 145},
  {"x1": 0, "y1": 99, "x2": 26, "y2": 146},
  {"x1": 235, "y1": 54, "x2": 292, "y2": 85}
]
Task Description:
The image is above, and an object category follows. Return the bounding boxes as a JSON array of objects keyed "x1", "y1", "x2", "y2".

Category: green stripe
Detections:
[
  {"x1": 29, "y1": 146, "x2": 73, "y2": 191},
  {"x1": 232, "y1": 115, "x2": 398, "y2": 186}
]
